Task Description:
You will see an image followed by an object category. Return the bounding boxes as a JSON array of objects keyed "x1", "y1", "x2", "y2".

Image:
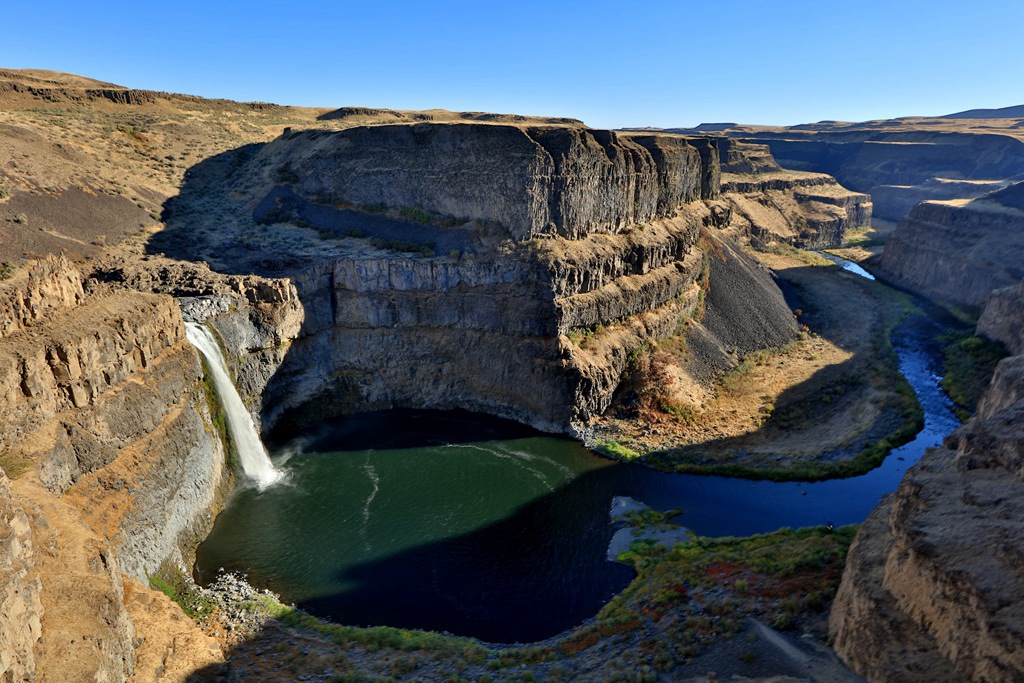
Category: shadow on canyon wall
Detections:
[
  {"x1": 141, "y1": 137, "x2": 920, "y2": 464},
  {"x1": 147, "y1": 142, "x2": 482, "y2": 279},
  {"x1": 145, "y1": 141, "x2": 924, "y2": 678}
]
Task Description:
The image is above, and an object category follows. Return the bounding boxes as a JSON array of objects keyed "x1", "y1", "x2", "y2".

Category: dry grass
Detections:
[{"x1": 591, "y1": 245, "x2": 921, "y2": 479}]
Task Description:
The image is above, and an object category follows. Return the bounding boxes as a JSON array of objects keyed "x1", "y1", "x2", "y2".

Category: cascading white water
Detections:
[{"x1": 185, "y1": 322, "x2": 283, "y2": 490}]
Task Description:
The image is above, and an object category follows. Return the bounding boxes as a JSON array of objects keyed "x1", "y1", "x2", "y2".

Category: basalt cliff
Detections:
[
  {"x1": 876, "y1": 181, "x2": 1024, "y2": 310},
  {"x1": 667, "y1": 117, "x2": 1024, "y2": 223},
  {"x1": 129, "y1": 122, "x2": 869, "y2": 439},
  {"x1": 829, "y1": 277, "x2": 1024, "y2": 682},
  {"x1": 0, "y1": 254, "x2": 230, "y2": 680},
  {"x1": 0, "y1": 69, "x2": 877, "y2": 681}
]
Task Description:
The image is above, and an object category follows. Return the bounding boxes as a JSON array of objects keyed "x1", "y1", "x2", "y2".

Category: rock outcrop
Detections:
[
  {"x1": 267, "y1": 124, "x2": 719, "y2": 240},
  {"x1": 651, "y1": 119, "x2": 1024, "y2": 225},
  {"x1": 830, "y1": 283, "x2": 1024, "y2": 682},
  {"x1": 729, "y1": 126, "x2": 1024, "y2": 222},
  {"x1": 876, "y1": 182, "x2": 1024, "y2": 309},
  {"x1": 0, "y1": 256, "x2": 234, "y2": 680},
  {"x1": 978, "y1": 279, "x2": 1024, "y2": 355},
  {"x1": 192, "y1": 123, "x2": 833, "y2": 437},
  {"x1": 0, "y1": 254, "x2": 85, "y2": 337},
  {"x1": 0, "y1": 474, "x2": 42, "y2": 681},
  {"x1": 716, "y1": 139, "x2": 872, "y2": 248}
]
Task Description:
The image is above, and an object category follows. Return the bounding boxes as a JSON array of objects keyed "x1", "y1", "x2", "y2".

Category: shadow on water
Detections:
[
  {"x1": 265, "y1": 408, "x2": 540, "y2": 452},
  {"x1": 297, "y1": 455, "x2": 638, "y2": 644},
  {"x1": 196, "y1": 306, "x2": 960, "y2": 643},
  {"x1": 157, "y1": 141, "x2": 966, "y2": 645}
]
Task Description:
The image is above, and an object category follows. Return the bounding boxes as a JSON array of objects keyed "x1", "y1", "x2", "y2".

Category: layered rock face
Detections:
[
  {"x1": 978, "y1": 279, "x2": 1024, "y2": 355},
  {"x1": 219, "y1": 124, "x2": 829, "y2": 436},
  {"x1": 716, "y1": 139, "x2": 872, "y2": 248},
  {"x1": 272, "y1": 124, "x2": 719, "y2": 240},
  {"x1": 0, "y1": 255, "x2": 229, "y2": 680},
  {"x1": 0, "y1": 474, "x2": 42, "y2": 681},
  {"x1": 876, "y1": 182, "x2": 1024, "y2": 309},
  {"x1": 93, "y1": 253, "x2": 305, "y2": 427},
  {"x1": 650, "y1": 119, "x2": 1024, "y2": 225},
  {"x1": 729, "y1": 128, "x2": 1024, "y2": 222},
  {"x1": 830, "y1": 285, "x2": 1024, "y2": 682}
]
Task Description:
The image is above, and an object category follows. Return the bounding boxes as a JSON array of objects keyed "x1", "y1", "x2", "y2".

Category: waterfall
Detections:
[{"x1": 185, "y1": 322, "x2": 283, "y2": 490}]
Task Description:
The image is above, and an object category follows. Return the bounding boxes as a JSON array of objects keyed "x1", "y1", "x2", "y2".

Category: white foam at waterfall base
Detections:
[{"x1": 185, "y1": 322, "x2": 284, "y2": 490}]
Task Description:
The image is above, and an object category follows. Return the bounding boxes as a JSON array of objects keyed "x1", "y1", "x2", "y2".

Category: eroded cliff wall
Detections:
[
  {"x1": 0, "y1": 256, "x2": 229, "y2": 680},
  {"x1": 268, "y1": 124, "x2": 718, "y2": 240},
  {"x1": 213, "y1": 124, "x2": 833, "y2": 436},
  {"x1": 716, "y1": 139, "x2": 872, "y2": 248},
  {"x1": 876, "y1": 183, "x2": 1024, "y2": 309},
  {"x1": 978, "y1": 279, "x2": 1024, "y2": 355},
  {"x1": 731, "y1": 128, "x2": 1024, "y2": 222},
  {"x1": 830, "y1": 284, "x2": 1024, "y2": 682}
]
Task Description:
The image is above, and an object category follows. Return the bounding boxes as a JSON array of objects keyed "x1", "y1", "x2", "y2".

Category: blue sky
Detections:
[{"x1": 5, "y1": 0, "x2": 1022, "y2": 129}]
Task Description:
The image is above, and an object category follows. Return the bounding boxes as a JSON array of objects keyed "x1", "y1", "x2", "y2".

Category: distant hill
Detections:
[{"x1": 944, "y1": 104, "x2": 1024, "y2": 119}]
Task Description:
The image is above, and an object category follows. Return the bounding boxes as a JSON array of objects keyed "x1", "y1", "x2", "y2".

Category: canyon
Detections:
[{"x1": 2, "y1": 66, "x2": 1023, "y2": 682}]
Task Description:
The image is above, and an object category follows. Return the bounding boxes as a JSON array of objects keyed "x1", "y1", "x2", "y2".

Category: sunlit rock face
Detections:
[
  {"x1": 877, "y1": 182, "x2": 1024, "y2": 310},
  {"x1": 228, "y1": 123, "x2": 830, "y2": 436},
  {"x1": 830, "y1": 283, "x2": 1024, "y2": 683}
]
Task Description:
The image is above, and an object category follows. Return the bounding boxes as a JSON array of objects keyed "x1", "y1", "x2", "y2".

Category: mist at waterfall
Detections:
[{"x1": 185, "y1": 322, "x2": 283, "y2": 490}]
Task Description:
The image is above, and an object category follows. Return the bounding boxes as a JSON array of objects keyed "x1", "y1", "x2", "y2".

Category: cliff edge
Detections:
[
  {"x1": 830, "y1": 283, "x2": 1024, "y2": 681},
  {"x1": 876, "y1": 181, "x2": 1024, "y2": 309},
  {"x1": 0, "y1": 255, "x2": 229, "y2": 680}
]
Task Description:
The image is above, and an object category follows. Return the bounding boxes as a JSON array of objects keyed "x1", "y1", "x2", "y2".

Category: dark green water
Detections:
[
  {"x1": 195, "y1": 310, "x2": 960, "y2": 643},
  {"x1": 194, "y1": 412, "x2": 636, "y2": 642}
]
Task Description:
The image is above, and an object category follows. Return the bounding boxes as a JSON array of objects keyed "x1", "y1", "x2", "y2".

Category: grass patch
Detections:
[
  {"x1": 0, "y1": 451, "x2": 31, "y2": 479},
  {"x1": 597, "y1": 440, "x2": 641, "y2": 461},
  {"x1": 589, "y1": 525, "x2": 857, "y2": 655},
  {"x1": 565, "y1": 324, "x2": 604, "y2": 348},
  {"x1": 767, "y1": 242, "x2": 831, "y2": 266},
  {"x1": 0, "y1": 260, "x2": 19, "y2": 280},
  {"x1": 268, "y1": 601, "x2": 487, "y2": 659},
  {"x1": 399, "y1": 206, "x2": 435, "y2": 225},
  {"x1": 149, "y1": 561, "x2": 215, "y2": 620},
  {"x1": 274, "y1": 162, "x2": 299, "y2": 185},
  {"x1": 623, "y1": 507, "x2": 682, "y2": 530},
  {"x1": 939, "y1": 330, "x2": 1008, "y2": 417},
  {"x1": 370, "y1": 238, "x2": 435, "y2": 256},
  {"x1": 720, "y1": 342, "x2": 801, "y2": 398},
  {"x1": 116, "y1": 123, "x2": 148, "y2": 144}
]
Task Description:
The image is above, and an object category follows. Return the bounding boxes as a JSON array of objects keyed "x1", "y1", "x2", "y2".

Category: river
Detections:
[{"x1": 194, "y1": 258, "x2": 962, "y2": 643}]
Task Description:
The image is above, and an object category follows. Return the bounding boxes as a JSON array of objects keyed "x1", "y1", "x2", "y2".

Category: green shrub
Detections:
[
  {"x1": 939, "y1": 331, "x2": 1008, "y2": 415},
  {"x1": 399, "y1": 206, "x2": 435, "y2": 225},
  {"x1": 148, "y1": 563, "x2": 214, "y2": 620},
  {"x1": 598, "y1": 440, "x2": 641, "y2": 461},
  {"x1": 370, "y1": 238, "x2": 435, "y2": 256}
]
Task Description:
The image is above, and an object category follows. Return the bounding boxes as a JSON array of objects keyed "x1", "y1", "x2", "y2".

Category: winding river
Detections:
[{"x1": 195, "y1": 258, "x2": 963, "y2": 643}]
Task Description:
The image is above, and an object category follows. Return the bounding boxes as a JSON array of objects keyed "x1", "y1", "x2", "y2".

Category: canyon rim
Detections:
[{"x1": 1, "y1": 67, "x2": 1023, "y2": 683}]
